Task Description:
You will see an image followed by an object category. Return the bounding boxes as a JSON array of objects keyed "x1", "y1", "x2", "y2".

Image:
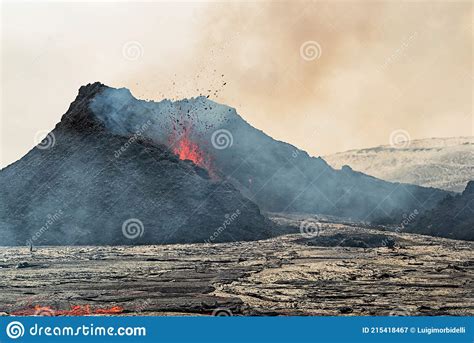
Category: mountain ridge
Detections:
[
  {"x1": 0, "y1": 83, "x2": 270, "y2": 246},
  {"x1": 86, "y1": 83, "x2": 448, "y2": 222},
  {"x1": 0, "y1": 82, "x2": 457, "y2": 245},
  {"x1": 324, "y1": 136, "x2": 473, "y2": 192}
]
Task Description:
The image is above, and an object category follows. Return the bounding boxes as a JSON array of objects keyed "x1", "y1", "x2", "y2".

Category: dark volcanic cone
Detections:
[
  {"x1": 0, "y1": 83, "x2": 269, "y2": 246},
  {"x1": 1, "y1": 82, "x2": 452, "y2": 245},
  {"x1": 87, "y1": 83, "x2": 448, "y2": 224}
]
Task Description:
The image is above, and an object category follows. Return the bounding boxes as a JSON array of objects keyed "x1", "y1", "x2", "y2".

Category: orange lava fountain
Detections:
[
  {"x1": 172, "y1": 134, "x2": 207, "y2": 168},
  {"x1": 170, "y1": 126, "x2": 215, "y2": 178}
]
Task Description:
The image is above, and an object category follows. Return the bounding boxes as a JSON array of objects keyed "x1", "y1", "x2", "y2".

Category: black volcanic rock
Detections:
[
  {"x1": 407, "y1": 181, "x2": 474, "y2": 241},
  {"x1": 58, "y1": 82, "x2": 108, "y2": 131},
  {"x1": 1, "y1": 82, "x2": 453, "y2": 245},
  {"x1": 463, "y1": 181, "x2": 474, "y2": 196},
  {"x1": 86, "y1": 83, "x2": 448, "y2": 224},
  {"x1": 298, "y1": 233, "x2": 397, "y2": 248},
  {"x1": 0, "y1": 83, "x2": 269, "y2": 246}
]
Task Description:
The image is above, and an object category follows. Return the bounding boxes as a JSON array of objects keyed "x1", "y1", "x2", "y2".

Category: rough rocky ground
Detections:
[{"x1": 0, "y1": 215, "x2": 472, "y2": 316}]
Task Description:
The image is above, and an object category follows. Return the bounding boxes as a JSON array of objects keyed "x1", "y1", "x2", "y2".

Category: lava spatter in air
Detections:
[{"x1": 168, "y1": 111, "x2": 216, "y2": 178}]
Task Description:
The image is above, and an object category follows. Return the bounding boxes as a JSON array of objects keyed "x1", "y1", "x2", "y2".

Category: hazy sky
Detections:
[{"x1": 1, "y1": 0, "x2": 472, "y2": 167}]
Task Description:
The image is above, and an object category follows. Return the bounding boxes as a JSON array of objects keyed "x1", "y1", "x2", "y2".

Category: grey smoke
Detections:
[
  {"x1": 0, "y1": 83, "x2": 452, "y2": 246},
  {"x1": 89, "y1": 84, "x2": 448, "y2": 223}
]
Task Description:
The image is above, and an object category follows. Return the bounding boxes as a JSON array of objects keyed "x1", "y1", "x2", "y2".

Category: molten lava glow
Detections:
[
  {"x1": 170, "y1": 127, "x2": 215, "y2": 178},
  {"x1": 12, "y1": 305, "x2": 124, "y2": 316},
  {"x1": 173, "y1": 135, "x2": 207, "y2": 168}
]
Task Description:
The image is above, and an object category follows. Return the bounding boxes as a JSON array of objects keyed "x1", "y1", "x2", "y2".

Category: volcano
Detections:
[
  {"x1": 88, "y1": 83, "x2": 448, "y2": 223},
  {"x1": 0, "y1": 82, "x2": 450, "y2": 245},
  {"x1": 0, "y1": 83, "x2": 269, "y2": 246}
]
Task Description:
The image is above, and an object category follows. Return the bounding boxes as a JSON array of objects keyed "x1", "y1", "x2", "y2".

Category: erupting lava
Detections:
[
  {"x1": 173, "y1": 134, "x2": 207, "y2": 168},
  {"x1": 170, "y1": 126, "x2": 215, "y2": 177}
]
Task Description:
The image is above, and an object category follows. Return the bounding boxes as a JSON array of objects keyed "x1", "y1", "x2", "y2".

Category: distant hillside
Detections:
[
  {"x1": 325, "y1": 137, "x2": 474, "y2": 192},
  {"x1": 407, "y1": 181, "x2": 474, "y2": 241}
]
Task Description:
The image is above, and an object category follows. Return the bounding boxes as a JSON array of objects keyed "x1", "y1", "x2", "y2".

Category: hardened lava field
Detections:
[{"x1": 0, "y1": 215, "x2": 472, "y2": 317}]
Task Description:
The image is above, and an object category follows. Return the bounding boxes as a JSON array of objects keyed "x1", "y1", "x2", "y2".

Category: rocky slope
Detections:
[
  {"x1": 407, "y1": 181, "x2": 474, "y2": 241},
  {"x1": 0, "y1": 83, "x2": 269, "y2": 246},
  {"x1": 87, "y1": 83, "x2": 448, "y2": 223},
  {"x1": 325, "y1": 137, "x2": 474, "y2": 192},
  {"x1": 0, "y1": 82, "x2": 456, "y2": 245}
]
